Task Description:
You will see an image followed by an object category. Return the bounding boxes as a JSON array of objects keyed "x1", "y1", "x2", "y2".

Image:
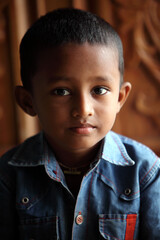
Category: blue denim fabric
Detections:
[{"x1": 0, "y1": 131, "x2": 160, "y2": 240}]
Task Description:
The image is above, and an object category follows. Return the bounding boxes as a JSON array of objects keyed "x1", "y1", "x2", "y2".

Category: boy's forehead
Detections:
[
  {"x1": 31, "y1": 43, "x2": 121, "y2": 92},
  {"x1": 37, "y1": 43, "x2": 119, "y2": 69}
]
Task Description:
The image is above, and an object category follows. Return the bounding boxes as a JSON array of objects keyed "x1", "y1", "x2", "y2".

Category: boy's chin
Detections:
[{"x1": 65, "y1": 139, "x2": 102, "y2": 153}]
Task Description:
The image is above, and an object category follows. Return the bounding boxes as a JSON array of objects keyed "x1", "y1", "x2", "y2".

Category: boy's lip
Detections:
[{"x1": 69, "y1": 123, "x2": 96, "y2": 134}]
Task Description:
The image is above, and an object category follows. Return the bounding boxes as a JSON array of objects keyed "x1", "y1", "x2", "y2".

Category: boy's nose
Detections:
[{"x1": 71, "y1": 94, "x2": 94, "y2": 119}]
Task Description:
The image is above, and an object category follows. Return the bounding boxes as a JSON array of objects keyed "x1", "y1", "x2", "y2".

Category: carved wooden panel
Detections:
[{"x1": 110, "y1": 0, "x2": 160, "y2": 155}]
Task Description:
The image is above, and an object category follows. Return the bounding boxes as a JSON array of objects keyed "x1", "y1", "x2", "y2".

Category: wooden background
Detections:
[{"x1": 0, "y1": 0, "x2": 160, "y2": 156}]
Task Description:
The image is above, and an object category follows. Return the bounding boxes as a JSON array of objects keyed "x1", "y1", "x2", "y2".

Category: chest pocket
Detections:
[
  {"x1": 99, "y1": 214, "x2": 138, "y2": 240},
  {"x1": 18, "y1": 216, "x2": 59, "y2": 240}
]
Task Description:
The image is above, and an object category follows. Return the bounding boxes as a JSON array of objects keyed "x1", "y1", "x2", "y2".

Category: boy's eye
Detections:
[
  {"x1": 92, "y1": 87, "x2": 109, "y2": 95},
  {"x1": 52, "y1": 88, "x2": 70, "y2": 96}
]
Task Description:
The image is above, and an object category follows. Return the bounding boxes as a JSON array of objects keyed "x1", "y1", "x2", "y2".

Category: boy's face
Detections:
[{"x1": 17, "y1": 43, "x2": 131, "y2": 155}]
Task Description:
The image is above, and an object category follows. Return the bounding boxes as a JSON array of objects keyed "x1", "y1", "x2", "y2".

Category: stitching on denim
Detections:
[
  {"x1": 127, "y1": 156, "x2": 159, "y2": 195},
  {"x1": 102, "y1": 153, "x2": 126, "y2": 165},
  {"x1": 45, "y1": 155, "x2": 60, "y2": 182},
  {"x1": 102, "y1": 231, "x2": 120, "y2": 240},
  {"x1": 97, "y1": 170, "x2": 122, "y2": 194},
  {"x1": 56, "y1": 161, "x2": 61, "y2": 181},
  {"x1": 111, "y1": 133, "x2": 129, "y2": 164},
  {"x1": 140, "y1": 157, "x2": 158, "y2": 185},
  {"x1": 101, "y1": 154, "x2": 113, "y2": 162},
  {"x1": 97, "y1": 170, "x2": 141, "y2": 197},
  {"x1": 44, "y1": 143, "x2": 61, "y2": 182},
  {"x1": 129, "y1": 189, "x2": 140, "y2": 197},
  {"x1": 100, "y1": 217, "x2": 126, "y2": 221}
]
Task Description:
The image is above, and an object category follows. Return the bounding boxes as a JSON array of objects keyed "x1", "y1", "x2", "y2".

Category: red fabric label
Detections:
[{"x1": 125, "y1": 214, "x2": 137, "y2": 240}]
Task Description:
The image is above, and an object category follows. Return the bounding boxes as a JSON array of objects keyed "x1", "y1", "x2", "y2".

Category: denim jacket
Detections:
[{"x1": 0, "y1": 131, "x2": 160, "y2": 240}]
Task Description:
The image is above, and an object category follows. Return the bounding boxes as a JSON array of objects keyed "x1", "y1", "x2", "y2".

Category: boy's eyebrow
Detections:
[
  {"x1": 94, "y1": 76, "x2": 114, "y2": 83},
  {"x1": 47, "y1": 75, "x2": 114, "y2": 83},
  {"x1": 47, "y1": 76, "x2": 73, "y2": 83}
]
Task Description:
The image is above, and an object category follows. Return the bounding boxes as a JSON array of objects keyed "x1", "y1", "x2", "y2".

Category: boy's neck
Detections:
[{"x1": 49, "y1": 141, "x2": 102, "y2": 168}]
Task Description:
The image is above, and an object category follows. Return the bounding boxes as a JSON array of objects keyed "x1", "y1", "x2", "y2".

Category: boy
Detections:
[{"x1": 0, "y1": 8, "x2": 160, "y2": 240}]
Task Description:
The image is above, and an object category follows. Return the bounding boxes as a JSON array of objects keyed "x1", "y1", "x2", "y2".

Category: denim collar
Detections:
[
  {"x1": 8, "y1": 131, "x2": 134, "y2": 167},
  {"x1": 9, "y1": 132, "x2": 45, "y2": 167},
  {"x1": 101, "y1": 131, "x2": 135, "y2": 166}
]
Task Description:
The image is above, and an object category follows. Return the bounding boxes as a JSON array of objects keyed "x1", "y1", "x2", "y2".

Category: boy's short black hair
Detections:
[{"x1": 20, "y1": 8, "x2": 124, "y2": 91}]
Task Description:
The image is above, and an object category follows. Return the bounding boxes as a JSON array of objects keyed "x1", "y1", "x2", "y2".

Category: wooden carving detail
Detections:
[
  {"x1": 132, "y1": 0, "x2": 160, "y2": 123},
  {"x1": 135, "y1": 93, "x2": 160, "y2": 129},
  {"x1": 110, "y1": 0, "x2": 160, "y2": 154},
  {"x1": 112, "y1": 0, "x2": 160, "y2": 117},
  {"x1": 112, "y1": 0, "x2": 160, "y2": 80},
  {"x1": 134, "y1": 0, "x2": 160, "y2": 84}
]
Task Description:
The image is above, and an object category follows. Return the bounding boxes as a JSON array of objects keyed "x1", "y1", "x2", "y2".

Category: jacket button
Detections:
[
  {"x1": 22, "y1": 197, "x2": 29, "y2": 204},
  {"x1": 125, "y1": 188, "x2": 132, "y2": 196},
  {"x1": 76, "y1": 213, "x2": 83, "y2": 225}
]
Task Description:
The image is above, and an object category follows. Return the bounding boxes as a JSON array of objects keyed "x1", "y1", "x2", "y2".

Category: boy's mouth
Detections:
[{"x1": 69, "y1": 123, "x2": 96, "y2": 135}]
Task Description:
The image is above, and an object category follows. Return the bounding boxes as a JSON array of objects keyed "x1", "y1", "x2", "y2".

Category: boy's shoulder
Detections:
[
  {"x1": 104, "y1": 131, "x2": 160, "y2": 170},
  {"x1": 0, "y1": 132, "x2": 43, "y2": 168},
  {"x1": 0, "y1": 132, "x2": 43, "y2": 192},
  {"x1": 100, "y1": 132, "x2": 160, "y2": 198},
  {"x1": 115, "y1": 131, "x2": 158, "y2": 160}
]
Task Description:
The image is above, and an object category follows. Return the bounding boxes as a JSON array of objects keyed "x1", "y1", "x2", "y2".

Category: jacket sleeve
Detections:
[
  {"x1": 0, "y1": 155, "x2": 19, "y2": 239},
  {"x1": 139, "y1": 158, "x2": 160, "y2": 239}
]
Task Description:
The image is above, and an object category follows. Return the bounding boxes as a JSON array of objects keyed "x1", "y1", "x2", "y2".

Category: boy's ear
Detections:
[
  {"x1": 117, "y1": 82, "x2": 131, "y2": 113},
  {"x1": 15, "y1": 86, "x2": 37, "y2": 116}
]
